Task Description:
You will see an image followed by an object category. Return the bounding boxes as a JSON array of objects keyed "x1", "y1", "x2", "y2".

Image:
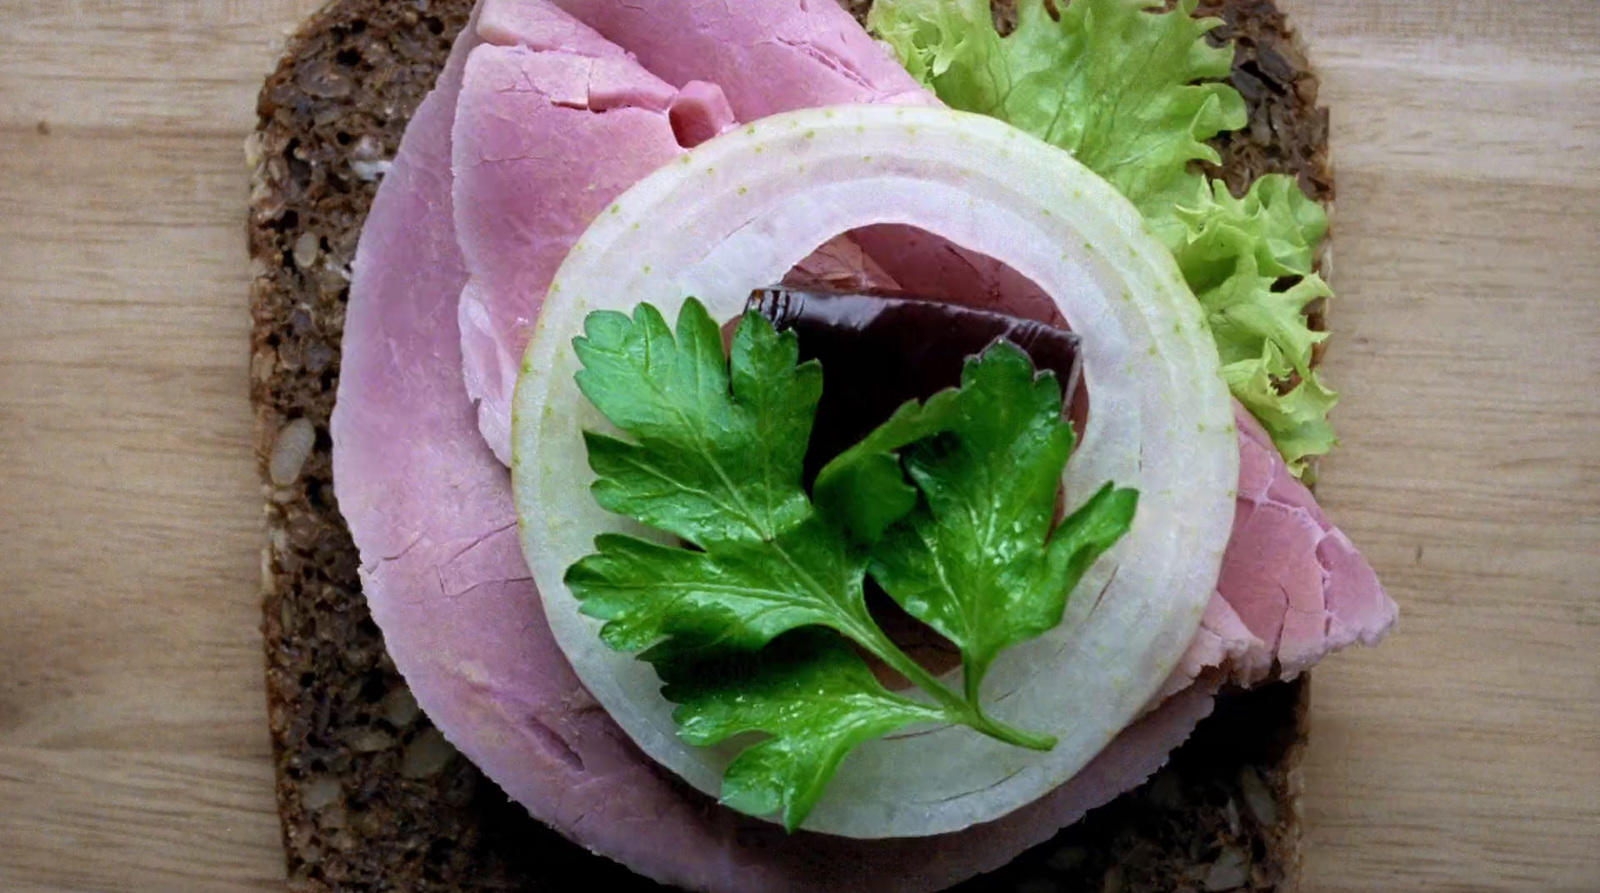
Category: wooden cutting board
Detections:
[{"x1": 1, "y1": 1, "x2": 1595, "y2": 890}]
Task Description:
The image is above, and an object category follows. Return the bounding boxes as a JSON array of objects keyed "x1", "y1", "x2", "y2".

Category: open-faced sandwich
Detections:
[{"x1": 249, "y1": 1, "x2": 1397, "y2": 890}]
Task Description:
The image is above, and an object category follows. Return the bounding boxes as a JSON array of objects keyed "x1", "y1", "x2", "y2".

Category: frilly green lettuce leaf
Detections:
[
  {"x1": 870, "y1": 0, "x2": 1340, "y2": 473},
  {"x1": 870, "y1": 0, "x2": 1245, "y2": 243},
  {"x1": 1225, "y1": 341, "x2": 1339, "y2": 474},
  {"x1": 1174, "y1": 176, "x2": 1338, "y2": 474}
]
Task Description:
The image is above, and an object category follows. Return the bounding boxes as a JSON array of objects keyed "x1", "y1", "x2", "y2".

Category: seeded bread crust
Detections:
[{"x1": 247, "y1": 2, "x2": 1331, "y2": 890}]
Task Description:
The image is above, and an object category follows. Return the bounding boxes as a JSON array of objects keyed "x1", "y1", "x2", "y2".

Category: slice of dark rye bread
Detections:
[{"x1": 247, "y1": 2, "x2": 1333, "y2": 891}]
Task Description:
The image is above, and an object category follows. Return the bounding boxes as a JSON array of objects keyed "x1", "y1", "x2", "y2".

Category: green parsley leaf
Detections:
[
  {"x1": 574, "y1": 300, "x2": 821, "y2": 546},
  {"x1": 862, "y1": 342, "x2": 1139, "y2": 706},
  {"x1": 812, "y1": 387, "x2": 964, "y2": 544},
  {"x1": 869, "y1": 0, "x2": 1341, "y2": 472},
  {"x1": 567, "y1": 304, "x2": 1133, "y2": 829},
  {"x1": 662, "y1": 631, "x2": 944, "y2": 831},
  {"x1": 565, "y1": 518, "x2": 867, "y2": 664},
  {"x1": 568, "y1": 301, "x2": 876, "y2": 662}
]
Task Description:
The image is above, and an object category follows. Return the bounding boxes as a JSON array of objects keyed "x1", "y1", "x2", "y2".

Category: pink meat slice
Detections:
[
  {"x1": 784, "y1": 233, "x2": 897, "y2": 292},
  {"x1": 1219, "y1": 403, "x2": 1398, "y2": 677},
  {"x1": 1166, "y1": 406, "x2": 1397, "y2": 697},
  {"x1": 533, "y1": 0, "x2": 1011, "y2": 310},
  {"x1": 1155, "y1": 593, "x2": 1270, "y2": 706},
  {"x1": 847, "y1": 224, "x2": 1065, "y2": 323},
  {"x1": 530, "y1": 0, "x2": 1043, "y2": 309},
  {"x1": 456, "y1": 2, "x2": 897, "y2": 464},
  {"x1": 537, "y1": 0, "x2": 932, "y2": 120},
  {"x1": 454, "y1": 4, "x2": 737, "y2": 464}
]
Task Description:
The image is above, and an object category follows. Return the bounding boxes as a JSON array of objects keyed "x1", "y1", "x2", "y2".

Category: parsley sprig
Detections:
[{"x1": 565, "y1": 299, "x2": 1136, "y2": 830}]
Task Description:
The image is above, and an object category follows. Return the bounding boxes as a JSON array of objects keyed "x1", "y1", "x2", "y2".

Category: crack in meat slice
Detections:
[{"x1": 1226, "y1": 402, "x2": 1398, "y2": 678}]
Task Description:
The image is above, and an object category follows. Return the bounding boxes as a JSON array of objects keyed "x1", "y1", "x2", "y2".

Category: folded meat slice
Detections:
[
  {"x1": 476, "y1": 0, "x2": 631, "y2": 52},
  {"x1": 1155, "y1": 593, "x2": 1270, "y2": 705},
  {"x1": 1163, "y1": 405, "x2": 1396, "y2": 697},
  {"x1": 1222, "y1": 403, "x2": 1398, "y2": 677},
  {"x1": 454, "y1": 4, "x2": 736, "y2": 464},
  {"x1": 529, "y1": 0, "x2": 1062, "y2": 329},
  {"x1": 784, "y1": 234, "x2": 897, "y2": 292},
  {"x1": 537, "y1": 0, "x2": 932, "y2": 120},
  {"x1": 457, "y1": 2, "x2": 904, "y2": 464},
  {"x1": 846, "y1": 224, "x2": 1066, "y2": 323}
]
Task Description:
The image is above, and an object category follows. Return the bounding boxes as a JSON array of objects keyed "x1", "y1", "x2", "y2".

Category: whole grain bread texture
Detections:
[{"x1": 247, "y1": 1, "x2": 1334, "y2": 891}]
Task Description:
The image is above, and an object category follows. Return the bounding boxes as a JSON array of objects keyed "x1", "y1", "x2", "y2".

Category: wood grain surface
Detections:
[{"x1": 1, "y1": 1, "x2": 1596, "y2": 891}]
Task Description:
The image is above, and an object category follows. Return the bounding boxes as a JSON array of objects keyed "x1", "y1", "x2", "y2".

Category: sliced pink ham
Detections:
[
  {"x1": 456, "y1": 2, "x2": 907, "y2": 464},
  {"x1": 537, "y1": 0, "x2": 932, "y2": 120},
  {"x1": 477, "y1": 0, "x2": 631, "y2": 52},
  {"x1": 847, "y1": 224, "x2": 1066, "y2": 324},
  {"x1": 333, "y1": 5, "x2": 484, "y2": 573},
  {"x1": 524, "y1": 0, "x2": 1058, "y2": 330},
  {"x1": 1155, "y1": 594, "x2": 1270, "y2": 705},
  {"x1": 1220, "y1": 402, "x2": 1398, "y2": 677},
  {"x1": 784, "y1": 234, "x2": 898, "y2": 292},
  {"x1": 1161, "y1": 406, "x2": 1399, "y2": 698},
  {"x1": 454, "y1": 4, "x2": 737, "y2": 463}
]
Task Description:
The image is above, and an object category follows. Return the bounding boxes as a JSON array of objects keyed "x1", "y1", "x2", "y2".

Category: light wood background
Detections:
[{"x1": 1, "y1": 1, "x2": 1596, "y2": 890}]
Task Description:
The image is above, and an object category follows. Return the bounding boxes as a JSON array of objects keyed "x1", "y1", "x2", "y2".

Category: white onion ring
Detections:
[{"x1": 512, "y1": 105, "x2": 1237, "y2": 838}]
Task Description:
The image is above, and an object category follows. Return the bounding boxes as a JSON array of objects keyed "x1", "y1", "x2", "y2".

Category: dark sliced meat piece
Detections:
[{"x1": 748, "y1": 288, "x2": 1083, "y2": 482}]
